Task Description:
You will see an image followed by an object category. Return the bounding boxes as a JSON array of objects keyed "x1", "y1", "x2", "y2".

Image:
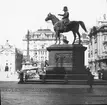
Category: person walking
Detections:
[
  {"x1": 87, "y1": 71, "x2": 94, "y2": 88},
  {"x1": 5, "y1": 63, "x2": 9, "y2": 78},
  {"x1": 18, "y1": 70, "x2": 24, "y2": 83},
  {"x1": 5, "y1": 63, "x2": 9, "y2": 72}
]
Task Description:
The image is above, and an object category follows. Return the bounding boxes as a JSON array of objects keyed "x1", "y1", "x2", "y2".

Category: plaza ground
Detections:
[
  {"x1": 0, "y1": 72, "x2": 19, "y2": 81},
  {"x1": 0, "y1": 81, "x2": 107, "y2": 105}
]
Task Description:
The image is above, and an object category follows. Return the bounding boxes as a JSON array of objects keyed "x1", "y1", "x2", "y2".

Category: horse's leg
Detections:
[
  {"x1": 58, "y1": 36, "x2": 60, "y2": 44},
  {"x1": 58, "y1": 33, "x2": 60, "y2": 44},
  {"x1": 55, "y1": 32, "x2": 57, "y2": 44},
  {"x1": 55, "y1": 31, "x2": 60, "y2": 44},
  {"x1": 77, "y1": 32, "x2": 81, "y2": 44},
  {"x1": 72, "y1": 32, "x2": 76, "y2": 44},
  {"x1": 55, "y1": 36, "x2": 57, "y2": 44}
]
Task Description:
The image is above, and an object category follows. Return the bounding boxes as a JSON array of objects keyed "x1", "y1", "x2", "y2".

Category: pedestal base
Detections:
[{"x1": 46, "y1": 44, "x2": 88, "y2": 80}]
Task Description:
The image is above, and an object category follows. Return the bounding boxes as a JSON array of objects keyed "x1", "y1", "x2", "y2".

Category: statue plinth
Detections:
[{"x1": 46, "y1": 44, "x2": 88, "y2": 80}]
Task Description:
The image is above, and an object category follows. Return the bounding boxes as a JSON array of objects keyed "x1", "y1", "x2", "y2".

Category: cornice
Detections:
[{"x1": 22, "y1": 38, "x2": 56, "y2": 41}]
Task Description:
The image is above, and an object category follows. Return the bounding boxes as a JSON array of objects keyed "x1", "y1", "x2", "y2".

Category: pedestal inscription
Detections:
[{"x1": 55, "y1": 53, "x2": 73, "y2": 64}]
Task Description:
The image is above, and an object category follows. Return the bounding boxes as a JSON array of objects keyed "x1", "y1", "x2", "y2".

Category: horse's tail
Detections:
[{"x1": 78, "y1": 21, "x2": 87, "y2": 32}]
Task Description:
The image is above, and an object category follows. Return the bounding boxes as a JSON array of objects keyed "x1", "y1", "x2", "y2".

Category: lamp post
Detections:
[{"x1": 26, "y1": 30, "x2": 31, "y2": 62}]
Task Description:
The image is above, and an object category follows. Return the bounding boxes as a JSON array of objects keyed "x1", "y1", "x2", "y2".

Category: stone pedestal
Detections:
[{"x1": 46, "y1": 44, "x2": 88, "y2": 80}]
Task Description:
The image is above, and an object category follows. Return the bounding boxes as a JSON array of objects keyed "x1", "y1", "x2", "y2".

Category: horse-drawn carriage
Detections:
[{"x1": 18, "y1": 62, "x2": 39, "y2": 83}]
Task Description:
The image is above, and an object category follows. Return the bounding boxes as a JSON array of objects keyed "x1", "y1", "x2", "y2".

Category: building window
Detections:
[
  {"x1": 42, "y1": 51, "x2": 43, "y2": 55},
  {"x1": 90, "y1": 39, "x2": 92, "y2": 45},
  {"x1": 35, "y1": 52, "x2": 37, "y2": 55},
  {"x1": 103, "y1": 44, "x2": 107, "y2": 53},
  {"x1": 94, "y1": 36, "x2": 97, "y2": 43},
  {"x1": 41, "y1": 45, "x2": 44, "y2": 49},
  {"x1": 47, "y1": 35, "x2": 49, "y2": 38},
  {"x1": 88, "y1": 45, "x2": 90, "y2": 49},
  {"x1": 45, "y1": 51, "x2": 47, "y2": 55},
  {"x1": 91, "y1": 51, "x2": 93, "y2": 56},
  {"x1": 41, "y1": 51, "x2": 44, "y2": 55},
  {"x1": 5, "y1": 53, "x2": 9, "y2": 56},
  {"x1": 104, "y1": 35, "x2": 107, "y2": 41},
  {"x1": 88, "y1": 53, "x2": 90, "y2": 58},
  {"x1": 95, "y1": 49, "x2": 97, "y2": 54}
]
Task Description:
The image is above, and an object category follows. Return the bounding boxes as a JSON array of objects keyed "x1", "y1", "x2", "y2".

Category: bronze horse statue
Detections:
[{"x1": 45, "y1": 13, "x2": 87, "y2": 44}]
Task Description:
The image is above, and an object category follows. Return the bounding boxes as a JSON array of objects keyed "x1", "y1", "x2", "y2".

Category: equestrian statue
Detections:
[{"x1": 45, "y1": 6, "x2": 87, "y2": 44}]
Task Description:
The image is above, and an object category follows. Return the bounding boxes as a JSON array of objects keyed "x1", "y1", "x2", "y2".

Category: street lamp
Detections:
[{"x1": 26, "y1": 30, "x2": 31, "y2": 62}]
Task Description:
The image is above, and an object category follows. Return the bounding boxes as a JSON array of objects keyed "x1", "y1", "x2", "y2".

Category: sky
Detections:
[{"x1": 0, "y1": 0, "x2": 107, "y2": 49}]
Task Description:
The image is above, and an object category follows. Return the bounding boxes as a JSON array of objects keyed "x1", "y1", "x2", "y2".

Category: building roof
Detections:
[
  {"x1": 23, "y1": 28, "x2": 65, "y2": 42},
  {"x1": 89, "y1": 14, "x2": 107, "y2": 37},
  {"x1": 4, "y1": 40, "x2": 13, "y2": 49},
  {"x1": 0, "y1": 40, "x2": 15, "y2": 52},
  {"x1": 34, "y1": 29, "x2": 54, "y2": 34},
  {"x1": 89, "y1": 25, "x2": 107, "y2": 37},
  {"x1": 0, "y1": 40, "x2": 23, "y2": 54}
]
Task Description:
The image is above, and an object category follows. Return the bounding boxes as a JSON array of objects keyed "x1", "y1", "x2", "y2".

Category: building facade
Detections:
[
  {"x1": 88, "y1": 14, "x2": 107, "y2": 74},
  {"x1": 0, "y1": 40, "x2": 23, "y2": 73},
  {"x1": 22, "y1": 29, "x2": 65, "y2": 67}
]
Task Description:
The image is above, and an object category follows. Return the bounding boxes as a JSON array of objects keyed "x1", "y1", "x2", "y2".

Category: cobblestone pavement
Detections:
[{"x1": 0, "y1": 82, "x2": 107, "y2": 105}]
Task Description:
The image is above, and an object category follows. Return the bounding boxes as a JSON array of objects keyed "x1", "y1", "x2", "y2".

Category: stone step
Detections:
[{"x1": 22, "y1": 79, "x2": 107, "y2": 85}]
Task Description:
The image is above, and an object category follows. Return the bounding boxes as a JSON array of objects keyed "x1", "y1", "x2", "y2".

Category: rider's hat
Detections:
[{"x1": 63, "y1": 6, "x2": 68, "y2": 11}]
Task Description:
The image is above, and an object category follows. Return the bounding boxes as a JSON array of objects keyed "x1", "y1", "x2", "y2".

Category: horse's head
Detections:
[
  {"x1": 45, "y1": 13, "x2": 53, "y2": 21},
  {"x1": 45, "y1": 13, "x2": 59, "y2": 25}
]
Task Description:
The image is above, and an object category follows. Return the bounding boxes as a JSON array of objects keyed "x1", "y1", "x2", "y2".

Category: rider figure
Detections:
[{"x1": 58, "y1": 6, "x2": 70, "y2": 30}]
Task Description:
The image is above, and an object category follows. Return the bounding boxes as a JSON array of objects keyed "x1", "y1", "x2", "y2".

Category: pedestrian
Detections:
[
  {"x1": 41, "y1": 61, "x2": 45, "y2": 72},
  {"x1": 5, "y1": 63, "x2": 9, "y2": 78},
  {"x1": 86, "y1": 66, "x2": 90, "y2": 73},
  {"x1": 18, "y1": 71, "x2": 24, "y2": 83},
  {"x1": 87, "y1": 71, "x2": 94, "y2": 88},
  {"x1": 5, "y1": 63, "x2": 9, "y2": 72}
]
